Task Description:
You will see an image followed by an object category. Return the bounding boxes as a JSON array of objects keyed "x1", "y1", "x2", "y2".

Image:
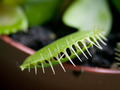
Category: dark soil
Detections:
[
  {"x1": 10, "y1": 26, "x2": 57, "y2": 50},
  {"x1": 10, "y1": 0, "x2": 120, "y2": 69}
]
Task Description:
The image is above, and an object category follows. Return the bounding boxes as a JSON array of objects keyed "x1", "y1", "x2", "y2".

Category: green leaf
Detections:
[
  {"x1": 0, "y1": 5, "x2": 28, "y2": 35},
  {"x1": 2, "y1": 0, "x2": 25, "y2": 6},
  {"x1": 111, "y1": 0, "x2": 120, "y2": 13},
  {"x1": 63, "y1": 0, "x2": 112, "y2": 36},
  {"x1": 22, "y1": 0, "x2": 61, "y2": 27}
]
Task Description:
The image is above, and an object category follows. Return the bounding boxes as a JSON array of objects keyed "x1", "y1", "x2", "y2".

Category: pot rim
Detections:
[{"x1": 1, "y1": 35, "x2": 120, "y2": 74}]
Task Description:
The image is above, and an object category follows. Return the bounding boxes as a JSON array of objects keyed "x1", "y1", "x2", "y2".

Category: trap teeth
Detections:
[
  {"x1": 76, "y1": 43, "x2": 88, "y2": 59},
  {"x1": 40, "y1": 54, "x2": 46, "y2": 73},
  {"x1": 92, "y1": 36, "x2": 102, "y2": 50},
  {"x1": 48, "y1": 60, "x2": 55, "y2": 74},
  {"x1": 65, "y1": 51, "x2": 76, "y2": 67},
  {"x1": 20, "y1": 30, "x2": 108, "y2": 74},
  {"x1": 21, "y1": 67, "x2": 25, "y2": 71},
  {"x1": 115, "y1": 57, "x2": 120, "y2": 61},
  {"x1": 82, "y1": 41, "x2": 92, "y2": 57},
  {"x1": 70, "y1": 36, "x2": 82, "y2": 62},
  {"x1": 57, "y1": 56, "x2": 66, "y2": 72},
  {"x1": 99, "y1": 33, "x2": 107, "y2": 41},
  {"x1": 96, "y1": 35, "x2": 107, "y2": 46},
  {"x1": 48, "y1": 48, "x2": 55, "y2": 74},
  {"x1": 28, "y1": 66, "x2": 30, "y2": 72},
  {"x1": 56, "y1": 45, "x2": 66, "y2": 72},
  {"x1": 34, "y1": 65, "x2": 37, "y2": 75},
  {"x1": 115, "y1": 42, "x2": 120, "y2": 62},
  {"x1": 71, "y1": 46, "x2": 82, "y2": 62}
]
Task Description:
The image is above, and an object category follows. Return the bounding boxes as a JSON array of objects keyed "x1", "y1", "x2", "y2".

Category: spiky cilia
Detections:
[
  {"x1": 115, "y1": 42, "x2": 120, "y2": 67},
  {"x1": 20, "y1": 29, "x2": 107, "y2": 74}
]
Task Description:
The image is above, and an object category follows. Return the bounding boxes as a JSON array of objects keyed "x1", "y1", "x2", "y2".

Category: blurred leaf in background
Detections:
[
  {"x1": 111, "y1": 0, "x2": 120, "y2": 13},
  {"x1": 63, "y1": 0, "x2": 112, "y2": 36},
  {"x1": 2, "y1": 0, "x2": 25, "y2": 6},
  {"x1": 0, "y1": 3, "x2": 28, "y2": 35},
  {"x1": 22, "y1": 0, "x2": 62, "y2": 27}
]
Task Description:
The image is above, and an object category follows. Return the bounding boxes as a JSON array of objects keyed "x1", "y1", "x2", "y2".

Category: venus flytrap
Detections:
[
  {"x1": 20, "y1": 0, "x2": 112, "y2": 74},
  {"x1": 20, "y1": 29, "x2": 107, "y2": 74}
]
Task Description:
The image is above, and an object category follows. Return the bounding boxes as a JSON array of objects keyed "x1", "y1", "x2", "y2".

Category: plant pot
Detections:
[{"x1": 0, "y1": 35, "x2": 120, "y2": 90}]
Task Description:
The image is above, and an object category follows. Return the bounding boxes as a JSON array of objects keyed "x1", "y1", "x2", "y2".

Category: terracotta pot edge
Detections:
[{"x1": 0, "y1": 35, "x2": 35, "y2": 55}]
